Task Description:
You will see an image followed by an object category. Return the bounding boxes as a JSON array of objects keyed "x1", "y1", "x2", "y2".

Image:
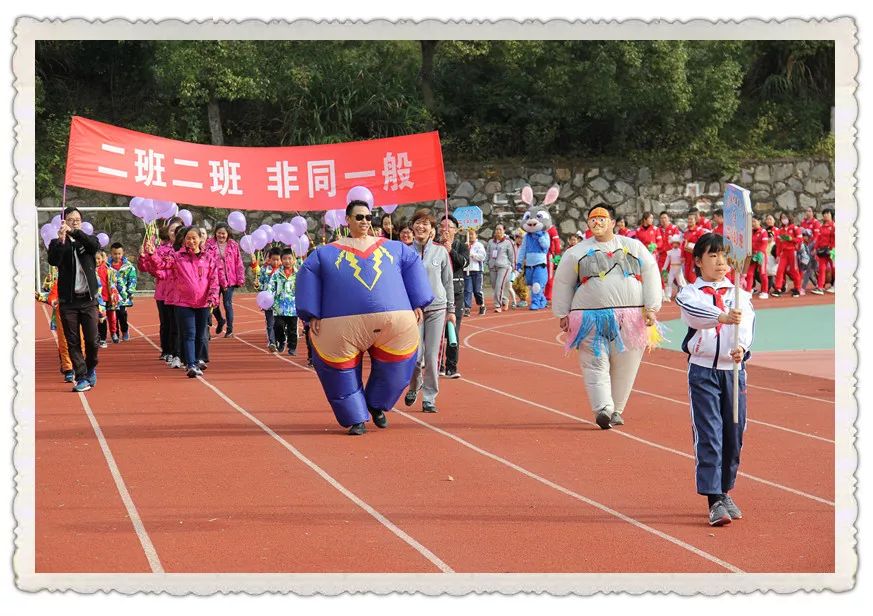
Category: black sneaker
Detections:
[
  {"x1": 186, "y1": 366, "x2": 199, "y2": 378},
  {"x1": 463, "y1": 308, "x2": 471, "y2": 317},
  {"x1": 610, "y1": 412, "x2": 624, "y2": 426},
  {"x1": 215, "y1": 319, "x2": 225, "y2": 335},
  {"x1": 224, "y1": 330, "x2": 234, "y2": 338},
  {"x1": 708, "y1": 501, "x2": 732, "y2": 527},
  {"x1": 369, "y1": 408, "x2": 388, "y2": 429},
  {"x1": 770, "y1": 290, "x2": 781, "y2": 297},
  {"x1": 595, "y1": 409, "x2": 612, "y2": 430},
  {"x1": 445, "y1": 369, "x2": 461, "y2": 379},
  {"x1": 268, "y1": 343, "x2": 277, "y2": 353},
  {"x1": 722, "y1": 494, "x2": 743, "y2": 519},
  {"x1": 347, "y1": 422, "x2": 366, "y2": 436},
  {"x1": 197, "y1": 360, "x2": 208, "y2": 371},
  {"x1": 791, "y1": 288, "x2": 800, "y2": 297},
  {"x1": 478, "y1": 305, "x2": 486, "y2": 315},
  {"x1": 288, "y1": 349, "x2": 297, "y2": 356},
  {"x1": 111, "y1": 334, "x2": 120, "y2": 344},
  {"x1": 404, "y1": 389, "x2": 418, "y2": 406},
  {"x1": 422, "y1": 402, "x2": 438, "y2": 413}
]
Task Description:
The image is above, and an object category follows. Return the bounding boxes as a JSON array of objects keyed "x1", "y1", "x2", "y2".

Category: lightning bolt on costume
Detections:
[
  {"x1": 552, "y1": 206, "x2": 663, "y2": 428},
  {"x1": 296, "y1": 235, "x2": 434, "y2": 431}
]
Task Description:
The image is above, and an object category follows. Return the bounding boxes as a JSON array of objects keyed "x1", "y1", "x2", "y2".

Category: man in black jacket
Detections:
[
  {"x1": 438, "y1": 214, "x2": 469, "y2": 379},
  {"x1": 47, "y1": 206, "x2": 100, "y2": 392}
]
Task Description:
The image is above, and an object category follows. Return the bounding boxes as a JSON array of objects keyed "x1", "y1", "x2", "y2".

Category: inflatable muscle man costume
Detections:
[{"x1": 296, "y1": 227, "x2": 434, "y2": 430}]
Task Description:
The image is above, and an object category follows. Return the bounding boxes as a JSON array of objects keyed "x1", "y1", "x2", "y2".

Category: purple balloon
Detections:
[
  {"x1": 154, "y1": 200, "x2": 177, "y2": 219},
  {"x1": 275, "y1": 224, "x2": 294, "y2": 245},
  {"x1": 258, "y1": 224, "x2": 274, "y2": 243},
  {"x1": 346, "y1": 185, "x2": 374, "y2": 209},
  {"x1": 324, "y1": 210, "x2": 338, "y2": 230},
  {"x1": 227, "y1": 211, "x2": 247, "y2": 234},
  {"x1": 251, "y1": 229, "x2": 269, "y2": 250},
  {"x1": 178, "y1": 209, "x2": 193, "y2": 226},
  {"x1": 297, "y1": 234, "x2": 310, "y2": 255},
  {"x1": 381, "y1": 204, "x2": 398, "y2": 214},
  {"x1": 81, "y1": 221, "x2": 94, "y2": 235},
  {"x1": 96, "y1": 232, "x2": 110, "y2": 247},
  {"x1": 51, "y1": 215, "x2": 62, "y2": 227},
  {"x1": 239, "y1": 235, "x2": 255, "y2": 254},
  {"x1": 256, "y1": 291, "x2": 275, "y2": 310},
  {"x1": 290, "y1": 216, "x2": 308, "y2": 237}
]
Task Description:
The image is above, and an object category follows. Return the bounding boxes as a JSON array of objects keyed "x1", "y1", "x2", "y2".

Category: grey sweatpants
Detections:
[
  {"x1": 578, "y1": 342, "x2": 645, "y2": 416},
  {"x1": 489, "y1": 266, "x2": 511, "y2": 309},
  {"x1": 409, "y1": 309, "x2": 447, "y2": 404}
]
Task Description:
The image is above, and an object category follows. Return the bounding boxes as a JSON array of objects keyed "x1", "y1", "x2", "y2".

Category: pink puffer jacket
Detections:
[
  {"x1": 151, "y1": 247, "x2": 219, "y2": 309},
  {"x1": 205, "y1": 237, "x2": 245, "y2": 289},
  {"x1": 138, "y1": 243, "x2": 177, "y2": 302}
]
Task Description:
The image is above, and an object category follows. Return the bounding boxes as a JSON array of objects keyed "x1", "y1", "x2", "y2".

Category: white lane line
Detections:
[
  {"x1": 464, "y1": 318, "x2": 834, "y2": 404},
  {"x1": 128, "y1": 322, "x2": 453, "y2": 574},
  {"x1": 463, "y1": 322, "x2": 835, "y2": 439},
  {"x1": 39, "y1": 305, "x2": 164, "y2": 573},
  {"x1": 456, "y1": 376, "x2": 835, "y2": 507},
  {"x1": 231, "y1": 331, "x2": 744, "y2": 573},
  {"x1": 393, "y1": 409, "x2": 745, "y2": 573}
]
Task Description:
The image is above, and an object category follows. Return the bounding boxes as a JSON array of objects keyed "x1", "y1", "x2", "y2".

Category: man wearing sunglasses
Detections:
[
  {"x1": 552, "y1": 204, "x2": 663, "y2": 430},
  {"x1": 296, "y1": 193, "x2": 434, "y2": 436}
]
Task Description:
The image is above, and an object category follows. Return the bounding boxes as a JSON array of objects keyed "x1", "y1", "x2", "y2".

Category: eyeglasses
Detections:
[
  {"x1": 353, "y1": 214, "x2": 373, "y2": 222},
  {"x1": 588, "y1": 217, "x2": 609, "y2": 224}
]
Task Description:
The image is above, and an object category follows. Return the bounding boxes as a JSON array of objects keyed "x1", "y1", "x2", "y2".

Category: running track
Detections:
[{"x1": 34, "y1": 294, "x2": 835, "y2": 575}]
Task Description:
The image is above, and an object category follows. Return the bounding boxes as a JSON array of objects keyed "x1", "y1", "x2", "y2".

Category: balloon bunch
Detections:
[
  {"x1": 239, "y1": 213, "x2": 312, "y2": 264},
  {"x1": 130, "y1": 197, "x2": 181, "y2": 248},
  {"x1": 39, "y1": 214, "x2": 104, "y2": 249}
]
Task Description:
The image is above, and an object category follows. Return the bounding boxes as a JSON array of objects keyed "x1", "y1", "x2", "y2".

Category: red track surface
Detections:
[{"x1": 34, "y1": 293, "x2": 835, "y2": 574}]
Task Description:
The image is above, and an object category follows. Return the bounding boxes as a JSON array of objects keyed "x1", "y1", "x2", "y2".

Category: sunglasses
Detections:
[{"x1": 353, "y1": 214, "x2": 373, "y2": 222}]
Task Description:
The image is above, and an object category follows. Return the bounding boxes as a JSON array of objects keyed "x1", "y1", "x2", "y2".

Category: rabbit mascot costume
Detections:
[{"x1": 516, "y1": 185, "x2": 560, "y2": 310}]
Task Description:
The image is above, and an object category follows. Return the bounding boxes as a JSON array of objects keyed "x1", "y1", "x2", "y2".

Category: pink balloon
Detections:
[
  {"x1": 178, "y1": 209, "x2": 193, "y2": 226},
  {"x1": 346, "y1": 185, "x2": 374, "y2": 209},
  {"x1": 227, "y1": 211, "x2": 247, "y2": 233},
  {"x1": 256, "y1": 291, "x2": 274, "y2": 310}
]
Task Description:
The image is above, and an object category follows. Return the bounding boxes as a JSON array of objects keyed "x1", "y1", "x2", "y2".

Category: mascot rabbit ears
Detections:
[{"x1": 521, "y1": 185, "x2": 560, "y2": 208}]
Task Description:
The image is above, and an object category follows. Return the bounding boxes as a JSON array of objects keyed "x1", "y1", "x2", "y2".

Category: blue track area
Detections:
[{"x1": 660, "y1": 304, "x2": 835, "y2": 352}]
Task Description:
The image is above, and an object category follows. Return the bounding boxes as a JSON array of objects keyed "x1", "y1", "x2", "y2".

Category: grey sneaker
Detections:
[
  {"x1": 347, "y1": 422, "x2": 366, "y2": 436},
  {"x1": 610, "y1": 412, "x2": 624, "y2": 426},
  {"x1": 709, "y1": 501, "x2": 732, "y2": 527},
  {"x1": 422, "y1": 402, "x2": 438, "y2": 413},
  {"x1": 722, "y1": 494, "x2": 743, "y2": 519},
  {"x1": 404, "y1": 388, "x2": 418, "y2": 406},
  {"x1": 595, "y1": 409, "x2": 612, "y2": 430}
]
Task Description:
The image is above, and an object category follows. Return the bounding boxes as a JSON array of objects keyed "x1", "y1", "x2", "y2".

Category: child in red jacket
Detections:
[
  {"x1": 745, "y1": 216, "x2": 770, "y2": 299},
  {"x1": 811, "y1": 208, "x2": 835, "y2": 294},
  {"x1": 771, "y1": 211, "x2": 804, "y2": 297}
]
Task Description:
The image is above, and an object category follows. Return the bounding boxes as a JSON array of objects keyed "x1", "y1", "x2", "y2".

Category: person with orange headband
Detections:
[{"x1": 552, "y1": 204, "x2": 663, "y2": 429}]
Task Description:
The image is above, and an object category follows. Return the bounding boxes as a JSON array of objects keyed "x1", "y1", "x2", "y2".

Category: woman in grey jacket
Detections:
[
  {"x1": 486, "y1": 224, "x2": 515, "y2": 312},
  {"x1": 404, "y1": 208, "x2": 456, "y2": 413}
]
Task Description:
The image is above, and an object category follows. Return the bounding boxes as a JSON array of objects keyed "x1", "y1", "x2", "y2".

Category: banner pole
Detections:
[{"x1": 732, "y1": 275, "x2": 740, "y2": 424}]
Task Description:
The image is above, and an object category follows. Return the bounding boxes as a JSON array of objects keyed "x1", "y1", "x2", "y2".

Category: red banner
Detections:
[{"x1": 64, "y1": 116, "x2": 447, "y2": 211}]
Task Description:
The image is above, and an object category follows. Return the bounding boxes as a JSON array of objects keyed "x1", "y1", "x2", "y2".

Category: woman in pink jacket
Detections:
[
  {"x1": 138, "y1": 216, "x2": 184, "y2": 363},
  {"x1": 146, "y1": 226, "x2": 219, "y2": 378},
  {"x1": 205, "y1": 222, "x2": 245, "y2": 337}
]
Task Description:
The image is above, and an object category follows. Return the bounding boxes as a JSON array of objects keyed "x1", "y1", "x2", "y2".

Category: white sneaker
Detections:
[
  {"x1": 758, "y1": 292, "x2": 769, "y2": 299},
  {"x1": 170, "y1": 357, "x2": 183, "y2": 369},
  {"x1": 826, "y1": 287, "x2": 836, "y2": 294}
]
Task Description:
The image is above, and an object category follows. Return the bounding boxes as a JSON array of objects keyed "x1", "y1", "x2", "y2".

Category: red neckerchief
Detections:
[{"x1": 700, "y1": 285, "x2": 729, "y2": 333}]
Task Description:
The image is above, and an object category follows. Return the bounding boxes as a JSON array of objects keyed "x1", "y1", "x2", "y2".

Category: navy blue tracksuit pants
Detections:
[{"x1": 688, "y1": 363, "x2": 747, "y2": 495}]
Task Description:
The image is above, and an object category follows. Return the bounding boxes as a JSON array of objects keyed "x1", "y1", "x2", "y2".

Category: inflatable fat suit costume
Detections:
[{"x1": 296, "y1": 236, "x2": 434, "y2": 428}]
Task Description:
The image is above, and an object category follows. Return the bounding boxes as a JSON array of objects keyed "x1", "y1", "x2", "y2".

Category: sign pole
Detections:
[{"x1": 722, "y1": 184, "x2": 753, "y2": 425}]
